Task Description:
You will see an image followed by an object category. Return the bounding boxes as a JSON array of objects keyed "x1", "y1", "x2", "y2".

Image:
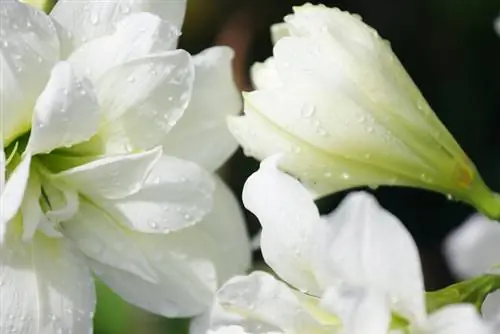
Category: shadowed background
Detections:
[{"x1": 41, "y1": 0, "x2": 500, "y2": 332}]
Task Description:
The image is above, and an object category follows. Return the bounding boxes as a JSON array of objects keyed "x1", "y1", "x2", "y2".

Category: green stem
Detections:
[{"x1": 467, "y1": 177, "x2": 500, "y2": 220}]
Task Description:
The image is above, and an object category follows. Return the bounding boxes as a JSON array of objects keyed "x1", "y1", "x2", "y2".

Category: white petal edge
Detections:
[
  {"x1": 0, "y1": 155, "x2": 31, "y2": 241},
  {"x1": 52, "y1": 147, "x2": 162, "y2": 200},
  {"x1": 425, "y1": 304, "x2": 492, "y2": 334},
  {"x1": 444, "y1": 214, "x2": 500, "y2": 279},
  {"x1": 215, "y1": 271, "x2": 327, "y2": 333},
  {"x1": 68, "y1": 12, "x2": 180, "y2": 81},
  {"x1": 315, "y1": 192, "x2": 427, "y2": 324},
  {"x1": 26, "y1": 61, "x2": 100, "y2": 155},
  {"x1": 242, "y1": 155, "x2": 323, "y2": 295},
  {"x1": 110, "y1": 154, "x2": 215, "y2": 233},
  {"x1": 161, "y1": 46, "x2": 242, "y2": 172},
  {"x1": 51, "y1": 0, "x2": 186, "y2": 50},
  {"x1": 96, "y1": 50, "x2": 194, "y2": 152}
]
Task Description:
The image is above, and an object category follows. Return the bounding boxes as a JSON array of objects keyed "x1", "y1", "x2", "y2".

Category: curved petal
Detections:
[
  {"x1": 425, "y1": 304, "x2": 491, "y2": 334},
  {"x1": 68, "y1": 13, "x2": 180, "y2": 81},
  {"x1": 0, "y1": 155, "x2": 31, "y2": 241},
  {"x1": 19, "y1": 170, "x2": 45, "y2": 241},
  {"x1": 321, "y1": 286, "x2": 390, "y2": 334},
  {"x1": 52, "y1": 147, "x2": 162, "y2": 200},
  {"x1": 242, "y1": 156, "x2": 323, "y2": 295},
  {"x1": 444, "y1": 214, "x2": 500, "y2": 279},
  {"x1": 0, "y1": 221, "x2": 96, "y2": 334},
  {"x1": 0, "y1": 1, "x2": 59, "y2": 145},
  {"x1": 316, "y1": 192, "x2": 426, "y2": 324},
  {"x1": 63, "y1": 199, "x2": 229, "y2": 317},
  {"x1": 51, "y1": 0, "x2": 186, "y2": 50},
  {"x1": 190, "y1": 176, "x2": 251, "y2": 284},
  {"x1": 162, "y1": 46, "x2": 242, "y2": 172},
  {"x1": 251, "y1": 57, "x2": 282, "y2": 90},
  {"x1": 482, "y1": 291, "x2": 500, "y2": 324},
  {"x1": 96, "y1": 51, "x2": 194, "y2": 152},
  {"x1": 111, "y1": 155, "x2": 214, "y2": 233},
  {"x1": 215, "y1": 271, "x2": 329, "y2": 333},
  {"x1": 26, "y1": 61, "x2": 100, "y2": 155}
]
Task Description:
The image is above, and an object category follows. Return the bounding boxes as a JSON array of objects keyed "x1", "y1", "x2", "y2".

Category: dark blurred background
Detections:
[{"x1": 45, "y1": 0, "x2": 500, "y2": 332}]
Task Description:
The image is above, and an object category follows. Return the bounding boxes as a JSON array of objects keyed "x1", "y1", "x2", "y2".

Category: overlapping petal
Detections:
[
  {"x1": 215, "y1": 271, "x2": 330, "y2": 334},
  {"x1": 53, "y1": 147, "x2": 162, "y2": 200},
  {"x1": 63, "y1": 178, "x2": 250, "y2": 318},
  {"x1": 317, "y1": 192, "x2": 426, "y2": 323},
  {"x1": 26, "y1": 61, "x2": 100, "y2": 155},
  {"x1": 68, "y1": 12, "x2": 180, "y2": 81},
  {"x1": 111, "y1": 154, "x2": 215, "y2": 233},
  {"x1": 96, "y1": 51, "x2": 194, "y2": 152},
  {"x1": 162, "y1": 47, "x2": 242, "y2": 171},
  {"x1": 0, "y1": 221, "x2": 95, "y2": 334},
  {"x1": 51, "y1": 0, "x2": 186, "y2": 52},
  {"x1": 0, "y1": 155, "x2": 31, "y2": 240},
  {"x1": 0, "y1": 0, "x2": 59, "y2": 145}
]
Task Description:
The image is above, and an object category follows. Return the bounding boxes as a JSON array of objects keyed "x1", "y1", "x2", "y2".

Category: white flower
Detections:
[
  {"x1": 1, "y1": 1, "x2": 250, "y2": 332},
  {"x1": 228, "y1": 4, "x2": 500, "y2": 219},
  {"x1": 195, "y1": 157, "x2": 491, "y2": 334},
  {"x1": 444, "y1": 214, "x2": 500, "y2": 328}
]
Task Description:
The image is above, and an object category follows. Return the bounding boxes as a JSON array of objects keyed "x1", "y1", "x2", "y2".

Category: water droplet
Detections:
[
  {"x1": 300, "y1": 103, "x2": 315, "y2": 118},
  {"x1": 90, "y1": 13, "x2": 99, "y2": 25},
  {"x1": 324, "y1": 172, "x2": 332, "y2": 178},
  {"x1": 341, "y1": 172, "x2": 350, "y2": 180},
  {"x1": 446, "y1": 194, "x2": 454, "y2": 201},
  {"x1": 417, "y1": 98, "x2": 425, "y2": 111}
]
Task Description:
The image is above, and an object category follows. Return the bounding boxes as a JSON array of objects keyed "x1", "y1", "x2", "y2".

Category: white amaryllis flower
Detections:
[
  {"x1": 193, "y1": 157, "x2": 492, "y2": 334},
  {"x1": 1, "y1": 0, "x2": 250, "y2": 332},
  {"x1": 444, "y1": 214, "x2": 500, "y2": 328},
  {"x1": 228, "y1": 3, "x2": 500, "y2": 219}
]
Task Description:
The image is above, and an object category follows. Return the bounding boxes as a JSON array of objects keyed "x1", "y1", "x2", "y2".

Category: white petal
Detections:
[
  {"x1": 26, "y1": 61, "x2": 100, "y2": 155},
  {"x1": 444, "y1": 214, "x2": 500, "y2": 279},
  {"x1": 426, "y1": 304, "x2": 492, "y2": 334},
  {"x1": 162, "y1": 47, "x2": 242, "y2": 171},
  {"x1": 0, "y1": 1, "x2": 59, "y2": 145},
  {"x1": 52, "y1": 147, "x2": 162, "y2": 200},
  {"x1": 0, "y1": 155, "x2": 31, "y2": 240},
  {"x1": 251, "y1": 57, "x2": 282, "y2": 90},
  {"x1": 215, "y1": 271, "x2": 329, "y2": 333},
  {"x1": 189, "y1": 176, "x2": 251, "y2": 284},
  {"x1": 19, "y1": 170, "x2": 45, "y2": 241},
  {"x1": 68, "y1": 13, "x2": 180, "y2": 81},
  {"x1": 482, "y1": 291, "x2": 500, "y2": 324},
  {"x1": 271, "y1": 23, "x2": 290, "y2": 45},
  {"x1": 96, "y1": 51, "x2": 194, "y2": 152},
  {"x1": 242, "y1": 156, "x2": 323, "y2": 294},
  {"x1": 63, "y1": 199, "x2": 225, "y2": 317},
  {"x1": 321, "y1": 286, "x2": 390, "y2": 334},
  {"x1": 51, "y1": 0, "x2": 186, "y2": 50},
  {"x1": 0, "y1": 221, "x2": 96, "y2": 334},
  {"x1": 316, "y1": 192, "x2": 426, "y2": 323},
  {"x1": 111, "y1": 155, "x2": 214, "y2": 233}
]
